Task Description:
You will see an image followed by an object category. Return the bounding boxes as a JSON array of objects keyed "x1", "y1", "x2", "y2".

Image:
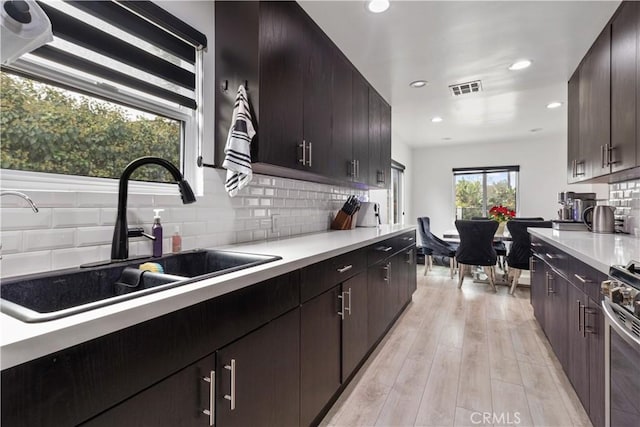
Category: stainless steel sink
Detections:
[{"x1": 0, "y1": 250, "x2": 281, "y2": 322}]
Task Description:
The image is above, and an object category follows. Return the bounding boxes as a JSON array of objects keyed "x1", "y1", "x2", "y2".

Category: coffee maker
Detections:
[{"x1": 557, "y1": 191, "x2": 596, "y2": 221}]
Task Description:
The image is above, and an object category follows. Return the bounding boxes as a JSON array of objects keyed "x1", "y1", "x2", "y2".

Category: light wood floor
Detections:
[{"x1": 320, "y1": 265, "x2": 593, "y2": 427}]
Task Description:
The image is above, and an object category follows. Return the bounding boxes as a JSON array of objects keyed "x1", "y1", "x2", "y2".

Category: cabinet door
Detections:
[
  {"x1": 216, "y1": 308, "x2": 300, "y2": 427},
  {"x1": 543, "y1": 269, "x2": 568, "y2": 367},
  {"x1": 579, "y1": 27, "x2": 611, "y2": 179},
  {"x1": 586, "y1": 299, "x2": 605, "y2": 427},
  {"x1": 387, "y1": 252, "x2": 402, "y2": 324},
  {"x1": 368, "y1": 260, "x2": 390, "y2": 346},
  {"x1": 352, "y1": 71, "x2": 369, "y2": 185},
  {"x1": 368, "y1": 90, "x2": 383, "y2": 186},
  {"x1": 611, "y1": 1, "x2": 638, "y2": 173},
  {"x1": 567, "y1": 283, "x2": 590, "y2": 409},
  {"x1": 530, "y1": 255, "x2": 546, "y2": 330},
  {"x1": 342, "y1": 273, "x2": 369, "y2": 382},
  {"x1": 568, "y1": 70, "x2": 584, "y2": 182},
  {"x1": 300, "y1": 286, "x2": 341, "y2": 426},
  {"x1": 303, "y1": 19, "x2": 334, "y2": 175},
  {"x1": 398, "y1": 246, "x2": 417, "y2": 306},
  {"x1": 258, "y1": 1, "x2": 305, "y2": 168},
  {"x1": 331, "y1": 52, "x2": 354, "y2": 180},
  {"x1": 380, "y1": 101, "x2": 392, "y2": 188},
  {"x1": 82, "y1": 354, "x2": 216, "y2": 427}
]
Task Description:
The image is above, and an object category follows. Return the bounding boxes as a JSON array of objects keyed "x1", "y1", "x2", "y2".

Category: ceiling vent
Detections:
[{"x1": 449, "y1": 80, "x2": 482, "y2": 96}]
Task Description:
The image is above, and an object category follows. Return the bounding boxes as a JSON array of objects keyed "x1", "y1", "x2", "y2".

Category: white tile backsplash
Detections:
[
  {"x1": 609, "y1": 179, "x2": 640, "y2": 236},
  {"x1": 0, "y1": 170, "x2": 367, "y2": 277}
]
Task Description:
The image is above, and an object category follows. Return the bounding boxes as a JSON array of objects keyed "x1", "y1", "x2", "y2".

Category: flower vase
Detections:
[{"x1": 496, "y1": 221, "x2": 506, "y2": 236}]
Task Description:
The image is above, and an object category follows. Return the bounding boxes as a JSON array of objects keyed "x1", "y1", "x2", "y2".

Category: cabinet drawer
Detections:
[
  {"x1": 531, "y1": 236, "x2": 568, "y2": 273},
  {"x1": 300, "y1": 249, "x2": 366, "y2": 302},
  {"x1": 569, "y1": 258, "x2": 607, "y2": 302},
  {"x1": 394, "y1": 231, "x2": 417, "y2": 251}
]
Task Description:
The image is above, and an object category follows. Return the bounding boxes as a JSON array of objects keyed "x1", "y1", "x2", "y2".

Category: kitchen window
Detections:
[
  {"x1": 390, "y1": 160, "x2": 405, "y2": 224},
  {"x1": 453, "y1": 165, "x2": 519, "y2": 220},
  {"x1": 0, "y1": 0, "x2": 207, "y2": 193}
]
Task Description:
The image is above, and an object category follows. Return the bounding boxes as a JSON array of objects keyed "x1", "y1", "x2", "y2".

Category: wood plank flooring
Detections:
[{"x1": 320, "y1": 265, "x2": 592, "y2": 427}]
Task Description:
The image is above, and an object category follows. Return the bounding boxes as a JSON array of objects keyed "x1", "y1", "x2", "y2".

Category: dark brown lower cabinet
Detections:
[
  {"x1": 567, "y1": 282, "x2": 590, "y2": 408},
  {"x1": 398, "y1": 246, "x2": 416, "y2": 307},
  {"x1": 342, "y1": 273, "x2": 368, "y2": 382},
  {"x1": 216, "y1": 308, "x2": 300, "y2": 427},
  {"x1": 300, "y1": 286, "x2": 341, "y2": 426},
  {"x1": 543, "y1": 269, "x2": 568, "y2": 367},
  {"x1": 531, "y1": 237, "x2": 606, "y2": 427},
  {"x1": 82, "y1": 354, "x2": 216, "y2": 427},
  {"x1": 367, "y1": 260, "x2": 389, "y2": 347}
]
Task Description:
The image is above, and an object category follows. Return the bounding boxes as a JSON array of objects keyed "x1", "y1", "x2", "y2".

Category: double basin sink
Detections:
[{"x1": 1, "y1": 250, "x2": 281, "y2": 322}]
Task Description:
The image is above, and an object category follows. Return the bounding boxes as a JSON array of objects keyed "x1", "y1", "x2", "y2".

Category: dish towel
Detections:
[{"x1": 223, "y1": 85, "x2": 255, "y2": 197}]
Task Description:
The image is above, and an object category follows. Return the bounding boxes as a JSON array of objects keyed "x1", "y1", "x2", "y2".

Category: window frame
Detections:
[
  {"x1": 452, "y1": 165, "x2": 520, "y2": 220},
  {"x1": 0, "y1": 3, "x2": 205, "y2": 196}
]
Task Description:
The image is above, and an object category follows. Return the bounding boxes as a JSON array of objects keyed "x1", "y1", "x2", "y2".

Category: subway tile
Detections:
[
  {"x1": 169, "y1": 207, "x2": 198, "y2": 223},
  {"x1": 1, "y1": 208, "x2": 52, "y2": 230},
  {"x1": 260, "y1": 199, "x2": 272, "y2": 206},
  {"x1": 252, "y1": 229, "x2": 267, "y2": 240},
  {"x1": 264, "y1": 188, "x2": 275, "y2": 197},
  {"x1": 100, "y1": 208, "x2": 118, "y2": 226},
  {"x1": 236, "y1": 231, "x2": 253, "y2": 243},
  {"x1": 244, "y1": 219, "x2": 260, "y2": 230},
  {"x1": 53, "y1": 208, "x2": 100, "y2": 228},
  {"x1": 253, "y1": 209, "x2": 267, "y2": 217},
  {"x1": 182, "y1": 236, "x2": 198, "y2": 251},
  {"x1": 182, "y1": 221, "x2": 208, "y2": 236},
  {"x1": 0, "y1": 231, "x2": 22, "y2": 254},
  {"x1": 77, "y1": 226, "x2": 113, "y2": 247},
  {"x1": 1, "y1": 250, "x2": 51, "y2": 278},
  {"x1": 52, "y1": 247, "x2": 102, "y2": 270},
  {"x1": 245, "y1": 198, "x2": 260, "y2": 207},
  {"x1": 24, "y1": 229, "x2": 76, "y2": 251},
  {"x1": 196, "y1": 234, "x2": 218, "y2": 248},
  {"x1": 1, "y1": 191, "x2": 76, "y2": 208},
  {"x1": 77, "y1": 192, "x2": 118, "y2": 207},
  {"x1": 250, "y1": 187, "x2": 264, "y2": 196}
]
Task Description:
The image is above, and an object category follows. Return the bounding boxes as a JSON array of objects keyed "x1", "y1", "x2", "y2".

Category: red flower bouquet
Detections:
[{"x1": 488, "y1": 205, "x2": 516, "y2": 222}]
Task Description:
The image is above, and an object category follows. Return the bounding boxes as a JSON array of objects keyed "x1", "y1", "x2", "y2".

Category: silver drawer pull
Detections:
[
  {"x1": 545, "y1": 253, "x2": 559, "y2": 260},
  {"x1": 377, "y1": 246, "x2": 393, "y2": 252},
  {"x1": 202, "y1": 371, "x2": 215, "y2": 426},
  {"x1": 573, "y1": 274, "x2": 591, "y2": 283},
  {"x1": 403, "y1": 237, "x2": 414, "y2": 241},
  {"x1": 224, "y1": 359, "x2": 236, "y2": 410},
  {"x1": 337, "y1": 265, "x2": 353, "y2": 273}
]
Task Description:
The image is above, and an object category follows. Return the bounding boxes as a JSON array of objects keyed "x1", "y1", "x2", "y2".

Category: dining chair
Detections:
[
  {"x1": 505, "y1": 220, "x2": 552, "y2": 294},
  {"x1": 417, "y1": 217, "x2": 458, "y2": 278},
  {"x1": 471, "y1": 216, "x2": 507, "y2": 270},
  {"x1": 455, "y1": 220, "x2": 498, "y2": 291}
]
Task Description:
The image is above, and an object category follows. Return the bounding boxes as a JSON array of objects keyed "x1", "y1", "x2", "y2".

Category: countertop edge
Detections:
[{"x1": 1, "y1": 225, "x2": 415, "y2": 370}]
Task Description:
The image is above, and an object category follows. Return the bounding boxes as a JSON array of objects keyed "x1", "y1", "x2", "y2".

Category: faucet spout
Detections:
[
  {"x1": 1, "y1": 190, "x2": 39, "y2": 213},
  {"x1": 111, "y1": 157, "x2": 196, "y2": 261}
]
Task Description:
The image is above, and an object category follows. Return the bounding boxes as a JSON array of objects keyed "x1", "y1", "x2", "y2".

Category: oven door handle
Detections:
[{"x1": 602, "y1": 300, "x2": 640, "y2": 347}]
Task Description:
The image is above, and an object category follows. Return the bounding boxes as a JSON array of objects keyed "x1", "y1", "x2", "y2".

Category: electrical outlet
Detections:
[{"x1": 271, "y1": 214, "x2": 280, "y2": 233}]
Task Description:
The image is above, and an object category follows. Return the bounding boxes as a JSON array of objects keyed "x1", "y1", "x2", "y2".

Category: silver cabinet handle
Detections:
[
  {"x1": 383, "y1": 262, "x2": 391, "y2": 281},
  {"x1": 377, "y1": 246, "x2": 393, "y2": 252},
  {"x1": 406, "y1": 249, "x2": 413, "y2": 264},
  {"x1": 356, "y1": 159, "x2": 360, "y2": 178},
  {"x1": 545, "y1": 253, "x2": 559, "y2": 260},
  {"x1": 584, "y1": 307, "x2": 597, "y2": 336},
  {"x1": 529, "y1": 257, "x2": 536, "y2": 272},
  {"x1": 573, "y1": 274, "x2": 590, "y2": 283},
  {"x1": 402, "y1": 237, "x2": 414, "y2": 241},
  {"x1": 224, "y1": 359, "x2": 236, "y2": 410},
  {"x1": 350, "y1": 160, "x2": 357, "y2": 177},
  {"x1": 600, "y1": 145, "x2": 606, "y2": 169},
  {"x1": 337, "y1": 265, "x2": 353, "y2": 273},
  {"x1": 202, "y1": 371, "x2": 215, "y2": 426},
  {"x1": 546, "y1": 272, "x2": 556, "y2": 295},
  {"x1": 531, "y1": 242, "x2": 543, "y2": 247},
  {"x1": 307, "y1": 142, "x2": 312, "y2": 167},
  {"x1": 346, "y1": 287, "x2": 352, "y2": 315},
  {"x1": 298, "y1": 140, "x2": 306, "y2": 165},
  {"x1": 338, "y1": 291, "x2": 346, "y2": 319},
  {"x1": 572, "y1": 159, "x2": 576, "y2": 178},
  {"x1": 606, "y1": 144, "x2": 618, "y2": 165},
  {"x1": 576, "y1": 160, "x2": 584, "y2": 176},
  {"x1": 577, "y1": 300, "x2": 583, "y2": 332}
]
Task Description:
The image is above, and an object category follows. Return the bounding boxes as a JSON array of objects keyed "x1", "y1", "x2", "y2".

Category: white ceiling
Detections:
[{"x1": 299, "y1": 1, "x2": 621, "y2": 148}]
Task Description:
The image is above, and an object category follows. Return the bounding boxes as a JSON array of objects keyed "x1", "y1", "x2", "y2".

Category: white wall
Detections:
[{"x1": 411, "y1": 134, "x2": 608, "y2": 238}]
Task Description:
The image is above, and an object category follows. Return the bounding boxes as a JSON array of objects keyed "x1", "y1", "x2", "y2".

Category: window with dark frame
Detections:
[
  {"x1": 0, "y1": 0, "x2": 207, "y2": 184},
  {"x1": 453, "y1": 165, "x2": 519, "y2": 220}
]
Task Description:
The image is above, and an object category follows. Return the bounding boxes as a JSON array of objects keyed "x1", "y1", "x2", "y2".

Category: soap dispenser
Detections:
[{"x1": 152, "y1": 209, "x2": 164, "y2": 257}]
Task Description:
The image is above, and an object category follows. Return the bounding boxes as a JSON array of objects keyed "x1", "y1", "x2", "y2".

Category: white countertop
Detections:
[
  {"x1": 0, "y1": 224, "x2": 414, "y2": 370},
  {"x1": 528, "y1": 228, "x2": 640, "y2": 274}
]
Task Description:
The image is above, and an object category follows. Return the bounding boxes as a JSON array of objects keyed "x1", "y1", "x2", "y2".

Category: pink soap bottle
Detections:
[{"x1": 172, "y1": 226, "x2": 182, "y2": 253}]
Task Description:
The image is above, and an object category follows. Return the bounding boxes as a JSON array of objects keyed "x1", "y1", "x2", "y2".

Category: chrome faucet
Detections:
[
  {"x1": 111, "y1": 157, "x2": 196, "y2": 261},
  {"x1": 0, "y1": 190, "x2": 39, "y2": 212}
]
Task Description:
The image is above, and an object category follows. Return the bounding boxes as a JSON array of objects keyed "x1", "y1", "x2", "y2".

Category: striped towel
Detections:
[{"x1": 223, "y1": 85, "x2": 255, "y2": 196}]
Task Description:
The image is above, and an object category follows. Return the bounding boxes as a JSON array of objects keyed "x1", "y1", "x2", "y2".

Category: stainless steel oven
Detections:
[{"x1": 603, "y1": 263, "x2": 640, "y2": 427}]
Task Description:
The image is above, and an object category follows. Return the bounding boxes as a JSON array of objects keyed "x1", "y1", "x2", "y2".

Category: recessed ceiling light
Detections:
[
  {"x1": 409, "y1": 80, "x2": 428, "y2": 88},
  {"x1": 546, "y1": 101, "x2": 563, "y2": 109},
  {"x1": 530, "y1": 128, "x2": 543, "y2": 133},
  {"x1": 366, "y1": 0, "x2": 390, "y2": 13},
  {"x1": 431, "y1": 116, "x2": 443, "y2": 123},
  {"x1": 508, "y1": 60, "x2": 532, "y2": 71},
  {"x1": 442, "y1": 137, "x2": 452, "y2": 140}
]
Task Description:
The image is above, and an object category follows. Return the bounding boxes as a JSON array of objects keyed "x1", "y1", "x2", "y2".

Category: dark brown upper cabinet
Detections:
[
  {"x1": 579, "y1": 26, "x2": 611, "y2": 180},
  {"x1": 568, "y1": 1, "x2": 640, "y2": 183},
  {"x1": 214, "y1": 1, "x2": 391, "y2": 188},
  {"x1": 611, "y1": 0, "x2": 638, "y2": 173}
]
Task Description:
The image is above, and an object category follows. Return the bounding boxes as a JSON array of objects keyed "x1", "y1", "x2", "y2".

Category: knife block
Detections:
[{"x1": 331, "y1": 211, "x2": 358, "y2": 230}]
